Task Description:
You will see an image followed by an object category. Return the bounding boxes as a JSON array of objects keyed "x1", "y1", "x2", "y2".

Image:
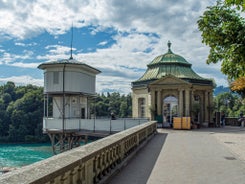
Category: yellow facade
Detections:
[{"x1": 131, "y1": 42, "x2": 214, "y2": 128}]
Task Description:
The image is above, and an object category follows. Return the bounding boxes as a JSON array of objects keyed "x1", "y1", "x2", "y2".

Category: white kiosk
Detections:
[{"x1": 38, "y1": 58, "x2": 101, "y2": 153}]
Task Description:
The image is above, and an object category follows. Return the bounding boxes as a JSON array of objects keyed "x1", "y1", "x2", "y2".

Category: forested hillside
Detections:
[
  {"x1": 0, "y1": 81, "x2": 45, "y2": 143},
  {"x1": 0, "y1": 82, "x2": 243, "y2": 143},
  {"x1": 91, "y1": 92, "x2": 132, "y2": 118},
  {"x1": 0, "y1": 82, "x2": 132, "y2": 143}
]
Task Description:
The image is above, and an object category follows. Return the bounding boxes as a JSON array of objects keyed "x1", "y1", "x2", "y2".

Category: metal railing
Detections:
[{"x1": 43, "y1": 117, "x2": 149, "y2": 133}]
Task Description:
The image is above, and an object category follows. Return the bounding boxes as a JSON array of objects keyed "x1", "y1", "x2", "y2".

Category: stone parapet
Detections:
[{"x1": 0, "y1": 121, "x2": 157, "y2": 184}]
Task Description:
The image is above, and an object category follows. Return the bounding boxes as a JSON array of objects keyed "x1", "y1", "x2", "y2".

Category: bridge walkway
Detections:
[{"x1": 108, "y1": 127, "x2": 245, "y2": 184}]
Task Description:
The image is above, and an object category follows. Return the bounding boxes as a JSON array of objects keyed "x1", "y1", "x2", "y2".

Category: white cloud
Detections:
[
  {"x1": 96, "y1": 75, "x2": 133, "y2": 94},
  {"x1": 0, "y1": 50, "x2": 38, "y2": 68},
  {"x1": 0, "y1": 0, "x2": 228, "y2": 93},
  {"x1": 37, "y1": 45, "x2": 75, "y2": 61},
  {"x1": 7, "y1": 62, "x2": 39, "y2": 69},
  {"x1": 98, "y1": 41, "x2": 108, "y2": 46},
  {"x1": 37, "y1": 31, "x2": 229, "y2": 93},
  {"x1": 45, "y1": 45, "x2": 71, "y2": 55},
  {"x1": 15, "y1": 42, "x2": 38, "y2": 47},
  {"x1": 0, "y1": 75, "x2": 43, "y2": 86},
  {"x1": 0, "y1": 1, "x2": 214, "y2": 39}
]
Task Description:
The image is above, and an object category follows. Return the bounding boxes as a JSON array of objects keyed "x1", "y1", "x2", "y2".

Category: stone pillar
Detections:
[
  {"x1": 204, "y1": 91, "x2": 209, "y2": 123},
  {"x1": 190, "y1": 90, "x2": 194, "y2": 117},
  {"x1": 157, "y1": 90, "x2": 162, "y2": 115},
  {"x1": 200, "y1": 91, "x2": 209, "y2": 127},
  {"x1": 132, "y1": 93, "x2": 137, "y2": 118},
  {"x1": 209, "y1": 91, "x2": 213, "y2": 122},
  {"x1": 150, "y1": 90, "x2": 156, "y2": 120},
  {"x1": 178, "y1": 89, "x2": 183, "y2": 117},
  {"x1": 185, "y1": 89, "x2": 190, "y2": 116}
]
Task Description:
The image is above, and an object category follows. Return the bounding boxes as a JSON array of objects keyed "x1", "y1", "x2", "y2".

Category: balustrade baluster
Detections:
[
  {"x1": 61, "y1": 171, "x2": 71, "y2": 184},
  {"x1": 0, "y1": 121, "x2": 157, "y2": 184}
]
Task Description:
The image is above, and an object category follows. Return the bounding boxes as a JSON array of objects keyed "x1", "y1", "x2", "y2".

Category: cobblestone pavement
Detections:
[{"x1": 108, "y1": 126, "x2": 245, "y2": 184}]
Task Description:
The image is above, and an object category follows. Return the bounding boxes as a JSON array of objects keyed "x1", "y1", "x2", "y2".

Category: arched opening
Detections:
[
  {"x1": 163, "y1": 96, "x2": 178, "y2": 127},
  {"x1": 192, "y1": 95, "x2": 201, "y2": 123}
]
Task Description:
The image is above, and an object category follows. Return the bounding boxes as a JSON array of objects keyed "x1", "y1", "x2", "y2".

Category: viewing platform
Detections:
[
  {"x1": 0, "y1": 124, "x2": 244, "y2": 184},
  {"x1": 0, "y1": 121, "x2": 157, "y2": 184},
  {"x1": 44, "y1": 118, "x2": 149, "y2": 154}
]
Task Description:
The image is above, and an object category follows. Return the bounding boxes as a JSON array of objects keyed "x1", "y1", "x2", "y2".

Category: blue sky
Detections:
[{"x1": 0, "y1": 0, "x2": 228, "y2": 94}]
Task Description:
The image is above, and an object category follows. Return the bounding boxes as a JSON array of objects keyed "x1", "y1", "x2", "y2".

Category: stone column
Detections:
[
  {"x1": 150, "y1": 90, "x2": 156, "y2": 120},
  {"x1": 205, "y1": 91, "x2": 209, "y2": 122},
  {"x1": 185, "y1": 89, "x2": 190, "y2": 116},
  {"x1": 190, "y1": 89, "x2": 194, "y2": 116},
  {"x1": 178, "y1": 89, "x2": 183, "y2": 117},
  {"x1": 209, "y1": 91, "x2": 213, "y2": 122},
  {"x1": 157, "y1": 90, "x2": 162, "y2": 115},
  {"x1": 132, "y1": 93, "x2": 137, "y2": 118}
]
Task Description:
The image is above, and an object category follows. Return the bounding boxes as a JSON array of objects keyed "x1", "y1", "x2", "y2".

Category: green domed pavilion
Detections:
[{"x1": 132, "y1": 41, "x2": 214, "y2": 127}]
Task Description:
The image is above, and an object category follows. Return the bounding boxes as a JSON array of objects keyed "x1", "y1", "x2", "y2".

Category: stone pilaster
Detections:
[
  {"x1": 150, "y1": 90, "x2": 156, "y2": 120},
  {"x1": 178, "y1": 89, "x2": 183, "y2": 117},
  {"x1": 185, "y1": 89, "x2": 190, "y2": 116},
  {"x1": 157, "y1": 90, "x2": 162, "y2": 115},
  {"x1": 204, "y1": 91, "x2": 209, "y2": 123}
]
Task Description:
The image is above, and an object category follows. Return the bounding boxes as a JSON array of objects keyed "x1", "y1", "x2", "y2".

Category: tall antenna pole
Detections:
[{"x1": 69, "y1": 23, "x2": 73, "y2": 60}]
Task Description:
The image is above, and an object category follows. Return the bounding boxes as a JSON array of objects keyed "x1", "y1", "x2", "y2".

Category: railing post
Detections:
[
  {"x1": 110, "y1": 119, "x2": 112, "y2": 134},
  {"x1": 79, "y1": 119, "x2": 81, "y2": 131},
  {"x1": 124, "y1": 119, "x2": 126, "y2": 130},
  {"x1": 93, "y1": 118, "x2": 95, "y2": 132}
]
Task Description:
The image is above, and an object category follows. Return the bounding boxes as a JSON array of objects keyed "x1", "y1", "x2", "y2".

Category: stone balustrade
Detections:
[
  {"x1": 225, "y1": 117, "x2": 240, "y2": 126},
  {"x1": 0, "y1": 121, "x2": 157, "y2": 184}
]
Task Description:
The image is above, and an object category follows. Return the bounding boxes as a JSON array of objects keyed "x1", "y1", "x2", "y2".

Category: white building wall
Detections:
[
  {"x1": 53, "y1": 96, "x2": 62, "y2": 118},
  {"x1": 44, "y1": 70, "x2": 96, "y2": 94},
  {"x1": 52, "y1": 96, "x2": 89, "y2": 119}
]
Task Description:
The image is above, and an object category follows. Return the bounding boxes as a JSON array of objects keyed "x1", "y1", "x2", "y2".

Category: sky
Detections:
[{"x1": 0, "y1": 0, "x2": 228, "y2": 94}]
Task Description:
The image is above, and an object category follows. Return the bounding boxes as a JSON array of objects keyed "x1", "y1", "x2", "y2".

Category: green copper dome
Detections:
[
  {"x1": 149, "y1": 41, "x2": 191, "y2": 66},
  {"x1": 132, "y1": 41, "x2": 213, "y2": 86}
]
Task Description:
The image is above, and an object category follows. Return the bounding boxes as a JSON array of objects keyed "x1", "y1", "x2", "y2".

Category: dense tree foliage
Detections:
[
  {"x1": 0, "y1": 82, "x2": 46, "y2": 143},
  {"x1": 0, "y1": 81, "x2": 243, "y2": 143},
  {"x1": 0, "y1": 82, "x2": 132, "y2": 143},
  {"x1": 225, "y1": 0, "x2": 245, "y2": 97},
  {"x1": 225, "y1": 0, "x2": 245, "y2": 10},
  {"x1": 91, "y1": 92, "x2": 132, "y2": 118},
  {"x1": 231, "y1": 76, "x2": 245, "y2": 97},
  {"x1": 198, "y1": 1, "x2": 245, "y2": 96},
  {"x1": 214, "y1": 92, "x2": 245, "y2": 117}
]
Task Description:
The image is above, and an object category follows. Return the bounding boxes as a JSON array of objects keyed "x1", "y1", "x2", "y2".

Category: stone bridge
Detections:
[{"x1": 0, "y1": 121, "x2": 157, "y2": 184}]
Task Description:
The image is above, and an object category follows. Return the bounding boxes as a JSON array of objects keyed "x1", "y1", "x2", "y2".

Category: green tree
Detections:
[
  {"x1": 119, "y1": 101, "x2": 128, "y2": 117},
  {"x1": 0, "y1": 82, "x2": 45, "y2": 143},
  {"x1": 198, "y1": 1, "x2": 245, "y2": 80},
  {"x1": 3, "y1": 81, "x2": 16, "y2": 100},
  {"x1": 198, "y1": 1, "x2": 245, "y2": 96},
  {"x1": 225, "y1": 0, "x2": 245, "y2": 10},
  {"x1": 91, "y1": 92, "x2": 132, "y2": 118},
  {"x1": 0, "y1": 109, "x2": 9, "y2": 137},
  {"x1": 214, "y1": 92, "x2": 244, "y2": 116},
  {"x1": 2, "y1": 93, "x2": 12, "y2": 104}
]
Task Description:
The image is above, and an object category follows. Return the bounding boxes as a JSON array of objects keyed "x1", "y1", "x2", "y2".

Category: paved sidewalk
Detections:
[{"x1": 108, "y1": 127, "x2": 245, "y2": 184}]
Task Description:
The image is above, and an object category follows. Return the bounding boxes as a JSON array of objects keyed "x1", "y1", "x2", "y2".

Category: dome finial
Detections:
[{"x1": 167, "y1": 40, "x2": 171, "y2": 51}]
